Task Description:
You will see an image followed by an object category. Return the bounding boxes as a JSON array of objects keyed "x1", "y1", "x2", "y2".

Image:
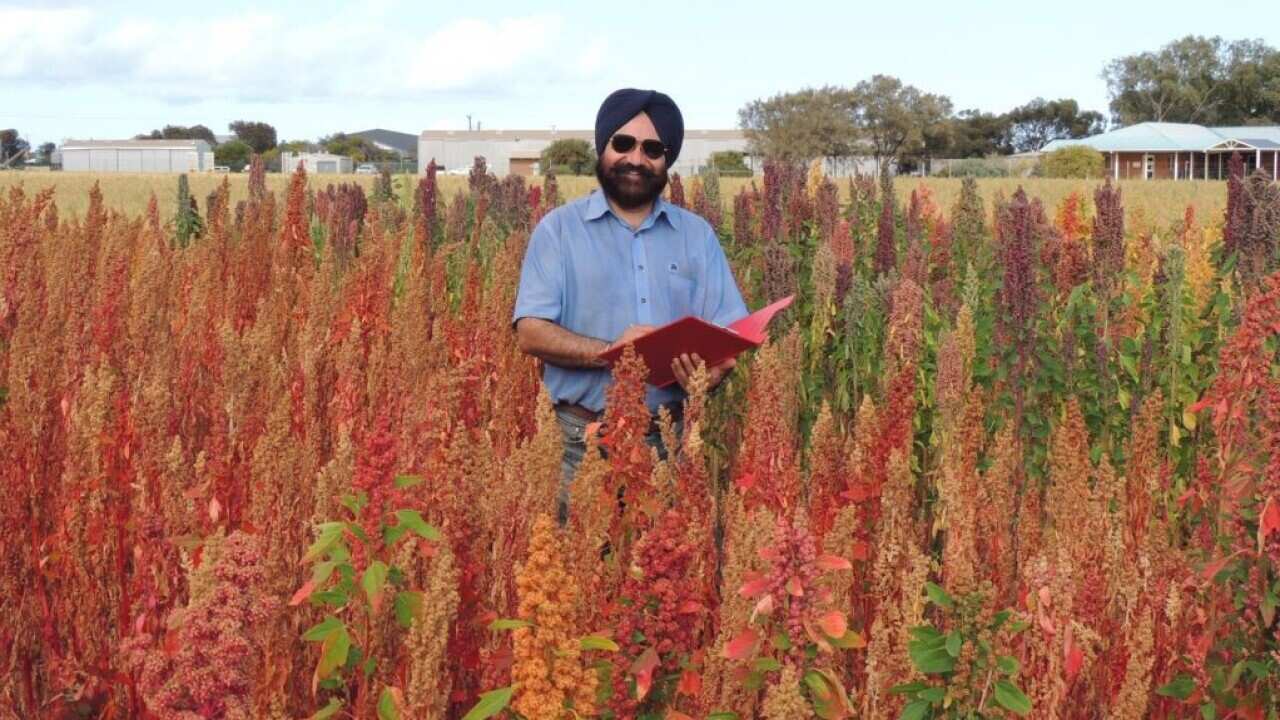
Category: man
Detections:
[{"x1": 512, "y1": 88, "x2": 748, "y2": 510}]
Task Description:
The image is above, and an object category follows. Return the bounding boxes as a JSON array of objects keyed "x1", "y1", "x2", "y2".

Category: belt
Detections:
[
  {"x1": 555, "y1": 402, "x2": 602, "y2": 422},
  {"x1": 554, "y1": 401, "x2": 684, "y2": 427}
]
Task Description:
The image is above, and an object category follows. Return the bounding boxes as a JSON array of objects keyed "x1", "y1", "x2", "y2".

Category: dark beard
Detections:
[{"x1": 596, "y1": 159, "x2": 668, "y2": 211}]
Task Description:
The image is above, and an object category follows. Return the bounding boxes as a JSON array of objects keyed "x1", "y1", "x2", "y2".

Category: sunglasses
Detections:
[{"x1": 609, "y1": 133, "x2": 666, "y2": 161}]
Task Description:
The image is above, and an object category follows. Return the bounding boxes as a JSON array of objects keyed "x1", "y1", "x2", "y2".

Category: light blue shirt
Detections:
[{"x1": 513, "y1": 190, "x2": 749, "y2": 412}]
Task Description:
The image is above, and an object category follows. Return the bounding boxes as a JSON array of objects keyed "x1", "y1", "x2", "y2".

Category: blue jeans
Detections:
[{"x1": 554, "y1": 406, "x2": 682, "y2": 523}]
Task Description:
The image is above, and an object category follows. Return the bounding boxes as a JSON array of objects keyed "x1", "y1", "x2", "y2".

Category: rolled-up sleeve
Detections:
[
  {"x1": 512, "y1": 221, "x2": 563, "y2": 326},
  {"x1": 701, "y1": 226, "x2": 749, "y2": 327}
]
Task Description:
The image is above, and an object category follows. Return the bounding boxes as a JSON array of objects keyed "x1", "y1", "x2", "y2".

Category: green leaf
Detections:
[
  {"x1": 993, "y1": 679, "x2": 1032, "y2": 716},
  {"x1": 580, "y1": 635, "x2": 620, "y2": 652},
  {"x1": 362, "y1": 561, "x2": 388, "y2": 610},
  {"x1": 1200, "y1": 702, "x2": 1216, "y2": 720},
  {"x1": 394, "y1": 591, "x2": 423, "y2": 628},
  {"x1": 924, "y1": 582, "x2": 953, "y2": 610},
  {"x1": 488, "y1": 618, "x2": 533, "y2": 631},
  {"x1": 315, "y1": 623, "x2": 351, "y2": 685},
  {"x1": 1156, "y1": 675, "x2": 1196, "y2": 701},
  {"x1": 309, "y1": 698, "x2": 343, "y2": 720},
  {"x1": 302, "y1": 616, "x2": 343, "y2": 642},
  {"x1": 770, "y1": 630, "x2": 791, "y2": 651},
  {"x1": 908, "y1": 625, "x2": 943, "y2": 643},
  {"x1": 377, "y1": 687, "x2": 401, "y2": 720},
  {"x1": 945, "y1": 630, "x2": 962, "y2": 658},
  {"x1": 394, "y1": 474, "x2": 424, "y2": 489},
  {"x1": 997, "y1": 655, "x2": 1020, "y2": 674},
  {"x1": 889, "y1": 681, "x2": 930, "y2": 695},
  {"x1": 338, "y1": 493, "x2": 367, "y2": 516},
  {"x1": 304, "y1": 522, "x2": 345, "y2": 562},
  {"x1": 385, "y1": 510, "x2": 442, "y2": 546},
  {"x1": 920, "y1": 687, "x2": 945, "y2": 702},
  {"x1": 461, "y1": 686, "x2": 514, "y2": 720},
  {"x1": 344, "y1": 521, "x2": 370, "y2": 544},
  {"x1": 753, "y1": 656, "x2": 782, "y2": 672},
  {"x1": 901, "y1": 699, "x2": 931, "y2": 720},
  {"x1": 706, "y1": 714, "x2": 739, "y2": 720}
]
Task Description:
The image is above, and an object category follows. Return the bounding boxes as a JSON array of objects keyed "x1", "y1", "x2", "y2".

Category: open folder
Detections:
[{"x1": 597, "y1": 295, "x2": 794, "y2": 388}]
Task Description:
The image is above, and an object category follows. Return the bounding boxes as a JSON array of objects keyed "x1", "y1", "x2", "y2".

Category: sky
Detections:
[{"x1": 3, "y1": 0, "x2": 1279, "y2": 149}]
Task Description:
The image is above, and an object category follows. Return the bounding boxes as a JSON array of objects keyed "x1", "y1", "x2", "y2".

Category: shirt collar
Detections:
[{"x1": 585, "y1": 190, "x2": 681, "y2": 231}]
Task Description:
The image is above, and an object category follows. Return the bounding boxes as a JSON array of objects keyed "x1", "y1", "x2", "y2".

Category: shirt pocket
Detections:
[{"x1": 666, "y1": 264, "x2": 697, "y2": 317}]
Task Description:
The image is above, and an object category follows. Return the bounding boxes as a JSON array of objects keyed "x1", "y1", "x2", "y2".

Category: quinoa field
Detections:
[{"x1": 1, "y1": 156, "x2": 1279, "y2": 719}]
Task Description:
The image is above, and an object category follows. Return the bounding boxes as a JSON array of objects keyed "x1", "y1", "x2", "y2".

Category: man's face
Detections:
[{"x1": 596, "y1": 111, "x2": 669, "y2": 210}]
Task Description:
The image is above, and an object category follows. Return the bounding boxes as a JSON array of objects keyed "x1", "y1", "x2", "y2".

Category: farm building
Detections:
[
  {"x1": 59, "y1": 139, "x2": 214, "y2": 172},
  {"x1": 280, "y1": 152, "x2": 353, "y2": 174},
  {"x1": 417, "y1": 128, "x2": 755, "y2": 177},
  {"x1": 1041, "y1": 122, "x2": 1280, "y2": 181}
]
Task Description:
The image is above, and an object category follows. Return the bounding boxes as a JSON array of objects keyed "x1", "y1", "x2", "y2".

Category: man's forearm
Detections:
[{"x1": 515, "y1": 317, "x2": 610, "y2": 369}]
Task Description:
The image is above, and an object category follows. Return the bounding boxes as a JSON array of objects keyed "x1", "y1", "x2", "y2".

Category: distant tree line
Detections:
[
  {"x1": 130, "y1": 122, "x2": 406, "y2": 172},
  {"x1": 740, "y1": 34, "x2": 1280, "y2": 171}
]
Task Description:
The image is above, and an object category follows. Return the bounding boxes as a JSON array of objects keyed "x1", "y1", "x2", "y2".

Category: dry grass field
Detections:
[{"x1": 0, "y1": 170, "x2": 1225, "y2": 228}]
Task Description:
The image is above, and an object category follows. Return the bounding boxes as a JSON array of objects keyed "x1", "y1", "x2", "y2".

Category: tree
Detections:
[
  {"x1": 946, "y1": 109, "x2": 1013, "y2": 158},
  {"x1": 319, "y1": 133, "x2": 395, "y2": 163},
  {"x1": 35, "y1": 142, "x2": 56, "y2": 166},
  {"x1": 0, "y1": 129, "x2": 30, "y2": 166},
  {"x1": 1004, "y1": 98, "x2": 1105, "y2": 153},
  {"x1": 1037, "y1": 146, "x2": 1105, "y2": 178},
  {"x1": 738, "y1": 85, "x2": 859, "y2": 161},
  {"x1": 539, "y1": 138, "x2": 595, "y2": 175},
  {"x1": 229, "y1": 121, "x2": 278, "y2": 154},
  {"x1": 1102, "y1": 35, "x2": 1280, "y2": 125},
  {"x1": 709, "y1": 151, "x2": 752, "y2": 176},
  {"x1": 137, "y1": 124, "x2": 219, "y2": 145},
  {"x1": 852, "y1": 74, "x2": 952, "y2": 172},
  {"x1": 214, "y1": 140, "x2": 253, "y2": 172}
]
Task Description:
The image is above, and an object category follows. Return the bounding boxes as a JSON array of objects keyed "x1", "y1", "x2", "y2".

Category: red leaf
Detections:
[
  {"x1": 677, "y1": 600, "x2": 706, "y2": 615},
  {"x1": 818, "y1": 611, "x2": 847, "y2": 639},
  {"x1": 1259, "y1": 496, "x2": 1280, "y2": 547},
  {"x1": 738, "y1": 572, "x2": 771, "y2": 599},
  {"x1": 289, "y1": 578, "x2": 316, "y2": 606},
  {"x1": 815, "y1": 554, "x2": 852, "y2": 571},
  {"x1": 849, "y1": 540, "x2": 870, "y2": 561},
  {"x1": 785, "y1": 576, "x2": 804, "y2": 597},
  {"x1": 841, "y1": 483, "x2": 875, "y2": 502},
  {"x1": 631, "y1": 647, "x2": 660, "y2": 700},
  {"x1": 676, "y1": 669, "x2": 702, "y2": 697},
  {"x1": 723, "y1": 628, "x2": 759, "y2": 660},
  {"x1": 208, "y1": 496, "x2": 222, "y2": 523},
  {"x1": 1064, "y1": 637, "x2": 1083, "y2": 680}
]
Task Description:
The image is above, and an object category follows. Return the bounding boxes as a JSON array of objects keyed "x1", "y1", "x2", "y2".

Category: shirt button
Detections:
[
  {"x1": 637, "y1": 264, "x2": 644, "y2": 270},
  {"x1": 640, "y1": 298, "x2": 647, "y2": 304}
]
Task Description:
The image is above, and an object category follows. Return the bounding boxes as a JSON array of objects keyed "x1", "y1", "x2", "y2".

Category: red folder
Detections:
[{"x1": 598, "y1": 295, "x2": 794, "y2": 388}]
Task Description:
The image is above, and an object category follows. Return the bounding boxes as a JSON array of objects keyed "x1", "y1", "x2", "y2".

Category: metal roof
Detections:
[
  {"x1": 1041, "y1": 122, "x2": 1280, "y2": 153},
  {"x1": 1238, "y1": 138, "x2": 1280, "y2": 150},
  {"x1": 350, "y1": 128, "x2": 417, "y2": 155},
  {"x1": 61, "y1": 139, "x2": 211, "y2": 150}
]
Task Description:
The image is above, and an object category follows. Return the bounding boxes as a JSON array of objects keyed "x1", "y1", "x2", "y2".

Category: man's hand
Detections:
[
  {"x1": 670, "y1": 353, "x2": 736, "y2": 392},
  {"x1": 607, "y1": 324, "x2": 656, "y2": 352}
]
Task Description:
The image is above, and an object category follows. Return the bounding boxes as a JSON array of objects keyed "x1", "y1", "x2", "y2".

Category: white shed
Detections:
[
  {"x1": 280, "y1": 152, "x2": 353, "y2": 174},
  {"x1": 59, "y1": 139, "x2": 214, "y2": 172}
]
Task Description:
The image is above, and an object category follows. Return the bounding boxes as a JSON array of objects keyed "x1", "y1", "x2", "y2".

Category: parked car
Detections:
[{"x1": 355, "y1": 163, "x2": 378, "y2": 174}]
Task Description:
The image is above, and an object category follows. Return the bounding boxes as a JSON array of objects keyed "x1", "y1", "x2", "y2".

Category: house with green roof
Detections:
[{"x1": 1041, "y1": 122, "x2": 1280, "y2": 181}]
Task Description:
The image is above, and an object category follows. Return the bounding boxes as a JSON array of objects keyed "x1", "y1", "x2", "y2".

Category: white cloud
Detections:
[{"x1": 0, "y1": 6, "x2": 606, "y2": 103}]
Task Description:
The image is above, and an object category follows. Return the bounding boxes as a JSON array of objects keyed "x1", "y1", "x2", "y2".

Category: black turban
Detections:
[{"x1": 594, "y1": 88, "x2": 684, "y2": 165}]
